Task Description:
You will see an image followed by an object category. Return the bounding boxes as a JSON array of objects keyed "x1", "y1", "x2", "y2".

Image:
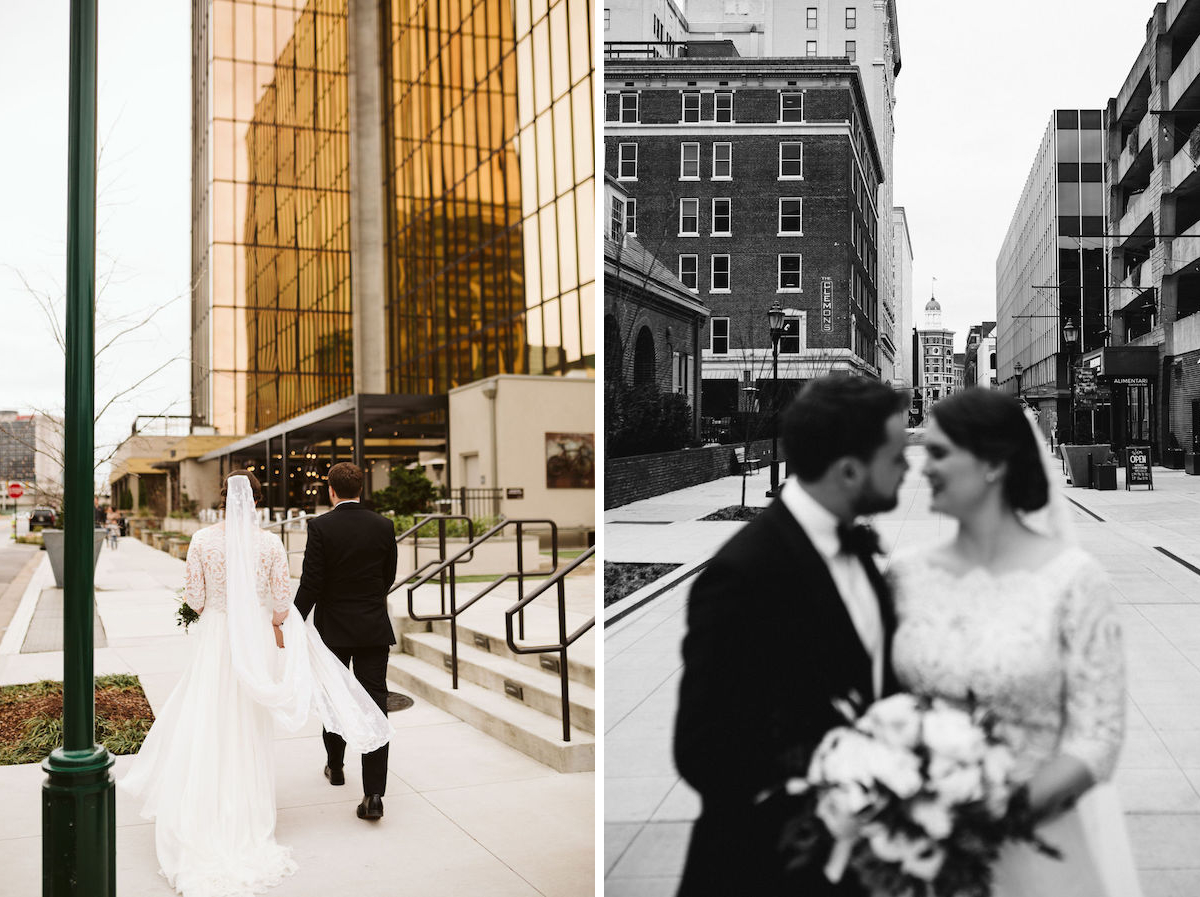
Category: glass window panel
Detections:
[
  {"x1": 576, "y1": 181, "x2": 594, "y2": 282},
  {"x1": 572, "y1": 84, "x2": 592, "y2": 184},
  {"x1": 554, "y1": 99, "x2": 574, "y2": 196},
  {"x1": 536, "y1": 113, "x2": 554, "y2": 204},
  {"x1": 1056, "y1": 128, "x2": 1080, "y2": 163},
  {"x1": 1058, "y1": 182, "x2": 1080, "y2": 216},
  {"x1": 561, "y1": 289, "x2": 581, "y2": 362},
  {"x1": 1056, "y1": 109, "x2": 1079, "y2": 129},
  {"x1": 532, "y1": 18, "x2": 551, "y2": 115},
  {"x1": 1080, "y1": 183, "x2": 1104, "y2": 216},
  {"x1": 580, "y1": 282, "x2": 595, "y2": 357},
  {"x1": 540, "y1": 203, "x2": 558, "y2": 301},
  {"x1": 557, "y1": 193, "x2": 578, "y2": 289},
  {"x1": 568, "y1": 0, "x2": 590, "y2": 85},
  {"x1": 234, "y1": 2, "x2": 253, "y2": 60},
  {"x1": 550, "y1": 2, "x2": 569, "y2": 100},
  {"x1": 214, "y1": 0, "x2": 235, "y2": 57},
  {"x1": 1080, "y1": 128, "x2": 1104, "y2": 163}
]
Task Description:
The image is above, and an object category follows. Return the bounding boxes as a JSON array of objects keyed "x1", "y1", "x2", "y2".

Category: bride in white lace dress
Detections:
[
  {"x1": 888, "y1": 390, "x2": 1142, "y2": 897},
  {"x1": 120, "y1": 472, "x2": 392, "y2": 897}
]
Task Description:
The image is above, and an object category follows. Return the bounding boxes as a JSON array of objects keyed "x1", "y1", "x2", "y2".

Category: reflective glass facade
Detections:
[
  {"x1": 380, "y1": 0, "x2": 594, "y2": 392},
  {"x1": 195, "y1": 0, "x2": 354, "y2": 434}
]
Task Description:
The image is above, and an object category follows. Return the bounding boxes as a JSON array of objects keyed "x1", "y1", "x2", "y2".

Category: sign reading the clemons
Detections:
[{"x1": 821, "y1": 277, "x2": 833, "y2": 332}]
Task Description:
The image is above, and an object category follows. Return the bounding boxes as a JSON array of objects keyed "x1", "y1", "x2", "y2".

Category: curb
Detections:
[
  {"x1": 0, "y1": 555, "x2": 52, "y2": 656},
  {"x1": 604, "y1": 556, "x2": 709, "y2": 630}
]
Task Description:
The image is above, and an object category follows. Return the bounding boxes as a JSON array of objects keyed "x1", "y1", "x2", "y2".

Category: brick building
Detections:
[{"x1": 603, "y1": 53, "x2": 884, "y2": 429}]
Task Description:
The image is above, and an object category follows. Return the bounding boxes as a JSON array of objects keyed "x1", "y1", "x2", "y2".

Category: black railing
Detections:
[
  {"x1": 604, "y1": 40, "x2": 688, "y2": 59},
  {"x1": 453, "y1": 487, "x2": 502, "y2": 519},
  {"x1": 406, "y1": 518, "x2": 558, "y2": 689},
  {"x1": 389, "y1": 515, "x2": 476, "y2": 616},
  {"x1": 260, "y1": 513, "x2": 316, "y2": 558},
  {"x1": 505, "y1": 546, "x2": 595, "y2": 742}
]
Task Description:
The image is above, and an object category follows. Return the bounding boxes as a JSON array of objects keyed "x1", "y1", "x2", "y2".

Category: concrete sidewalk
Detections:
[
  {"x1": 604, "y1": 454, "x2": 1200, "y2": 897},
  {"x1": 0, "y1": 534, "x2": 593, "y2": 896}
]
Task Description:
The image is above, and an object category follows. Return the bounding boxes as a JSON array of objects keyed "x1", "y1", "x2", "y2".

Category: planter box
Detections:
[
  {"x1": 1061, "y1": 444, "x2": 1113, "y2": 487},
  {"x1": 167, "y1": 537, "x2": 190, "y2": 559},
  {"x1": 1164, "y1": 449, "x2": 1186, "y2": 470},
  {"x1": 1186, "y1": 453, "x2": 1200, "y2": 476},
  {"x1": 1093, "y1": 464, "x2": 1118, "y2": 491},
  {"x1": 42, "y1": 529, "x2": 107, "y2": 589}
]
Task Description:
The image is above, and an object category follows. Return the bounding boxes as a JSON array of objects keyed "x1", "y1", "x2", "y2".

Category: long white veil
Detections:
[
  {"x1": 1016, "y1": 408, "x2": 1077, "y2": 544},
  {"x1": 224, "y1": 476, "x2": 392, "y2": 754}
]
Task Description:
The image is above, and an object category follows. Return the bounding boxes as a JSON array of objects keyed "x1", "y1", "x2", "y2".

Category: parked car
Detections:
[{"x1": 28, "y1": 508, "x2": 57, "y2": 531}]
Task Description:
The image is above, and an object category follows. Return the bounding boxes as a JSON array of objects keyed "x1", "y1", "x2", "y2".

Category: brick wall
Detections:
[{"x1": 604, "y1": 437, "x2": 777, "y2": 509}]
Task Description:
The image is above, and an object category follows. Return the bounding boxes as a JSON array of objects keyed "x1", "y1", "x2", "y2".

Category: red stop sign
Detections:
[{"x1": 8, "y1": 483, "x2": 23, "y2": 499}]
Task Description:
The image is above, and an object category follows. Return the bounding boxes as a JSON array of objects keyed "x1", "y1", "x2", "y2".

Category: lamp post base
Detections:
[
  {"x1": 766, "y1": 460, "x2": 781, "y2": 498},
  {"x1": 42, "y1": 745, "x2": 116, "y2": 897}
]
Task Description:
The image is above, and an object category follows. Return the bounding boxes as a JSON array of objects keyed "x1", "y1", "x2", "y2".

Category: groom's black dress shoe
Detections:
[
  {"x1": 357, "y1": 794, "x2": 384, "y2": 820},
  {"x1": 324, "y1": 765, "x2": 345, "y2": 786}
]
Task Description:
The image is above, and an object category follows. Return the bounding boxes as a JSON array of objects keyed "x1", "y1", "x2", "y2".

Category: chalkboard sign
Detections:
[{"x1": 1126, "y1": 446, "x2": 1154, "y2": 490}]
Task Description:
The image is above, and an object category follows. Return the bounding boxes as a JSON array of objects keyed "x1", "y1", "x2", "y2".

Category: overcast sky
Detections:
[
  {"x1": 1, "y1": 2, "x2": 191, "y2": 474},
  {"x1": 893, "y1": 0, "x2": 1153, "y2": 349}
]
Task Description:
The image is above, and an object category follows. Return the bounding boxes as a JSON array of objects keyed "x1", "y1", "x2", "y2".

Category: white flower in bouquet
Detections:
[
  {"x1": 909, "y1": 797, "x2": 954, "y2": 840},
  {"x1": 816, "y1": 783, "x2": 875, "y2": 838},
  {"x1": 810, "y1": 729, "x2": 876, "y2": 786},
  {"x1": 981, "y1": 744, "x2": 1018, "y2": 817},
  {"x1": 922, "y1": 701, "x2": 987, "y2": 763},
  {"x1": 862, "y1": 739, "x2": 922, "y2": 800},
  {"x1": 900, "y1": 841, "x2": 947, "y2": 882},
  {"x1": 927, "y1": 754, "x2": 985, "y2": 805},
  {"x1": 857, "y1": 692, "x2": 922, "y2": 750}
]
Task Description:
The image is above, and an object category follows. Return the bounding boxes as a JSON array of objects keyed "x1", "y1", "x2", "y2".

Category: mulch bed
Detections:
[
  {"x1": 700, "y1": 505, "x2": 765, "y2": 522},
  {"x1": 0, "y1": 677, "x2": 155, "y2": 764},
  {"x1": 604, "y1": 562, "x2": 682, "y2": 607}
]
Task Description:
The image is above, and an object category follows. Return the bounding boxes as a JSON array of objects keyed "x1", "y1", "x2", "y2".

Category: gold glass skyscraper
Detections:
[{"x1": 192, "y1": 0, "x2": 594, "y2": 436}]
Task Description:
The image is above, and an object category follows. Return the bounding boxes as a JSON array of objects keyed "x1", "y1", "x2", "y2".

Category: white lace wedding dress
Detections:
[
  {"x1": 889, "y1": 545, "x2": 1144, "y2": 897},
  {"x1": 120, "y1": 483, "x2": 392, "y2": 897}
]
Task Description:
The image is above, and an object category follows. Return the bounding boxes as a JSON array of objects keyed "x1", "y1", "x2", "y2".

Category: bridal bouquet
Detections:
[
  {"x1": 175, "y1": 587, "x2": 199, "y2": 631},
  {"x1": 771, "y1": 693, "x2": 1057, "y2": 897}
]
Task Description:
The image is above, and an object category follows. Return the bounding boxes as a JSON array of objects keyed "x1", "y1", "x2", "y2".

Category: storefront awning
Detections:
[{"x1": 1083, "y1": 346, "x2": 1160, "y2": 379}]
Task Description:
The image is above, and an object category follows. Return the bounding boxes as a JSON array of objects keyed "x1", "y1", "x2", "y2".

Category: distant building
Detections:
[
  {"x1": 952, "y1": 353, "x2": 965, "y2": 394},
  {"x1": 892, "y1": 207, "x2": 914, "y2": 389},
  {"x1": 964, "y1": 322, "x2": 997, "y2": 389},
  {"x1": 0, "y1": 411, "x2": 64, "y2": 502},
  {"x1": 914, "y1": 296, "x2": 954, "y2": 419}
]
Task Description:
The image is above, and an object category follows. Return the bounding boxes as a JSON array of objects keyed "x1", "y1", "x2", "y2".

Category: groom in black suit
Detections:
[
  {"x1": 674, "y1": 375, "x2": 910, "y2": 897},
  {"x1": 295, "y1": 461, "x2": 398, "y2": 821}
]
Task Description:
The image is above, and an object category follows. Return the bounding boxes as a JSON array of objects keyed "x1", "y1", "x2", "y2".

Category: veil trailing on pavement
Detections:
[
  {"x1": 224, "y1": 476, "x2": 392, "y2": 753},
  {"x1": 1017, "y1": 409, "x2": 1077, "y2": 545}
]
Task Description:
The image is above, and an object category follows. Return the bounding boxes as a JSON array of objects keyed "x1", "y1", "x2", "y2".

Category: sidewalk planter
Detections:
[
  {"x1": 1093, "y1": 463, "x2": 1118, "y2": 491},
  {"x1": 41, "y1": 528, "x2": 107, "y2": 589},
  {"x1": 167, "y1": 537, "x2": 190, "y2": 560},
  {"x1": 1061, "y1": 444, "x2": 1113, "y2": 487},
  {"x1": 1164, "y1": 448, "x2": 1186, "y2": 470},
  {"x1": 1186, "y1": 453, "x2": 1200, "y2": 476}
]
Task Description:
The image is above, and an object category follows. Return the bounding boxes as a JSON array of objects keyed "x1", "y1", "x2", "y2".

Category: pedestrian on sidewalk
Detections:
[
  {"x1": 119, "y1": 470, "x2": 392, "y2": 896},
  {"x1": 294, "y1": 461, "x2": 398, "y2": 821}
]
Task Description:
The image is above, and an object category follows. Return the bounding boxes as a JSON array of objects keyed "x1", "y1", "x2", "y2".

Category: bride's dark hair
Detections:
[{"x1": 930, "y1": 388, "x2": 1049, "y2": 512}]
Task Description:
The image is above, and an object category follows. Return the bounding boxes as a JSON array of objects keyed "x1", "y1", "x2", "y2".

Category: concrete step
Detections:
[
  {"x1": 401, "y1": 629, "x2": 595, "y2": 734},
  {"x1": 386, "y1": 653, "x2": 595, "y2": 773}
]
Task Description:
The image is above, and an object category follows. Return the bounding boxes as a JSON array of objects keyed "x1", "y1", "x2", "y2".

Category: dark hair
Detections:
[
  {"x1": 328, "y1": 461, "x2": 364, "y2": 499},
  {"x1": 220, "y1": 470, "x2": 263, "y2": 509},
  {"x1": 782, "y1": 375, "x2": 910, "y2": 481},
  {"x1": 930, "y1": 388, "x2": 1049, "y2": 512}
]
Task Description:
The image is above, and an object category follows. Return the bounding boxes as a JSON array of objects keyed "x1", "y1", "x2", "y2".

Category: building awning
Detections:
[
  {"x1": 108, "y1": 457, "x2": 168, "y2": 484},
  {"x1": 1083, "y1": 346, "x2": 1160, "y2": 379}
]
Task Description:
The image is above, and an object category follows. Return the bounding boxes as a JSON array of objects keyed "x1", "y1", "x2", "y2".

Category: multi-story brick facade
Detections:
[{"x1": 603, "y1": 54, "x2": 884, "y2": 422}]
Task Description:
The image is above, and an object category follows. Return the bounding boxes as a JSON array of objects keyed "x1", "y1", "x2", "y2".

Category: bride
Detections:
[
  {"x1": 120, "y1": 471, "x2": 393, "y2": 897},
  {"x1": 888, "y1": 389, "x2": 1142, "y2": 896}
]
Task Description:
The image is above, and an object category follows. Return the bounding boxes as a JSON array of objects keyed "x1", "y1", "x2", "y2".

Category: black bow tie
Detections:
[{"x1": 837, "y1": 522, "x2": 881, "y2": 557}]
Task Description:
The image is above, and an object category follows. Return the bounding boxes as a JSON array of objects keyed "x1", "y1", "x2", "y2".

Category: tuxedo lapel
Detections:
[{"x1": 765, "y1": 501, "x2": 874, "y2": 699}]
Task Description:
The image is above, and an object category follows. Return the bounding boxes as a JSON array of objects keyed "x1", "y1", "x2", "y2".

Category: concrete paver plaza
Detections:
[
  {"x1": 0, "y1": 529, "x2": 593, "y2": 896},
  {"x1": 605, "y1": 452, "x2": 1200, "y2": 897}
]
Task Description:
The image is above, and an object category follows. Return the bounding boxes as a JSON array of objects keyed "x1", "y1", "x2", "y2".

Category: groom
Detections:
[
  {"x1": 674, "y1": 375, "x2": 910, "y2": 897},
  {"x1": 295, "y1": 461, "x2": 398, "y2": 821}
]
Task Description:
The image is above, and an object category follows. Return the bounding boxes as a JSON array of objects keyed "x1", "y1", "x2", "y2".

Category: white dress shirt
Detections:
[{"x1": 780, "y1": 477, "x2": 884, "y2": 699}]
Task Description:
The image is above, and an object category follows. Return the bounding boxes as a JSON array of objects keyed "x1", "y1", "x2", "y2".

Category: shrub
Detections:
[
  {"x1": 605, "y1": 380, "x2": 693, "y2": 459},
  {"x1": 372, "y1": 466, "x2": 438, "y2": 515}
]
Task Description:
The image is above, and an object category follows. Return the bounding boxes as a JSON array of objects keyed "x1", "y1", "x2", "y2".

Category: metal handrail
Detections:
[
  {"x1": 407, "y1": 517, "x2": 559, "y2": 689},
  {"x1": 259, "y1": 513, "x2": 316, "y2": 557},
  {"x1": 389, "y1": 514, "x2": 475, "y2": 616},
  {"x1": 504, "y1": 546, "x2": 595, "y2": 742}
]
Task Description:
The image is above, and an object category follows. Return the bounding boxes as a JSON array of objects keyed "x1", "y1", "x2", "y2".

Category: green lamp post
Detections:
[{"x1": 41, "y1": 2, "x2": 117, "y2": 894}]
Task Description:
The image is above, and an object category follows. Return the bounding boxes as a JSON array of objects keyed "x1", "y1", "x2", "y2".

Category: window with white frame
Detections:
[
  {"x1": 672, "y1": 351, "x2": 694, "y2": 403},
  {"x1": 682, "y1": 92, "x2": 700, "y2": 122},
  {"x1": 780, "y1": 92, "x2": 803, "y2": 122},
  {"x1": 780, "y1": 316, "x2": 803, "y2": 354},
  {"x1": 625, "y1": 198, "x2": 637, "y2": 235},
  {"x1": 620, "y1": 93, "x2": 638, "y2": 123},
  {"x1": 714, "y1": 91, "x2": 733, "y2": 122},
  {"x1": 712, "y1": 142, "x2": 732, "y2": 179},
  {"x1": 845, "y1": 40, "x2": 856, "y2": 61},
  {"x1": 680, "y1": 142, "x2": 700, "y2": 179},
  {"x1": 605, "y1": 8, "x2": 611, "y2": 30},
  {"x1": 711, "y1": 254, "x2": 730, "y2": 292},
  {"x1": 779, "y1": 198, "x2": 803, "y2": 235},
  {"x1": 779, "y1": 142, "x2": 803, "y2": 178},
  {"x1": 806, "y1": 7, "x2": 817, "y2": 27},
  {"x1": 679, "y1": 254, "x2": 698, "y2": 291},
  {"x1": 711, "y1": 198, "x2": 731, "y2": 235},
  {"x1": 846, "y1": 7, "x2": 857, "y2": 28},
  {"x1": 778, "y1": 254, "x2": 802, "y2": 291},
  {"x1": 610, "y1": 196, "x2": 625, "y2": 242},
  {"x1": 806, "y1": 41, "x2": 818, "y2": 56},
  {"x1": 679, "y1": 198, "x2": 699, "y2": 236},
  {"x1": 618, "y1": 143, "x2": 637, "y2": 179},
  {"x1": 710, "y1": 317, "x2": 730, "y2": 354}
]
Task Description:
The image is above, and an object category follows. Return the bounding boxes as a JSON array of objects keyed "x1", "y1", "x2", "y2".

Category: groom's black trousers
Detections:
[{"x1": 323, "y1": 645, "x2": 389, "y2": 796}]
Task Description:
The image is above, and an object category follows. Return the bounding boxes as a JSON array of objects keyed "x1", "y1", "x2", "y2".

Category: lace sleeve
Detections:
[
  {"x1": 266, "y1": 535, "x2": 291, "y2": 617},
  {"x1": 1058, "y1": 559, "x2": 1126, "y2": 782},
  {"x1": 184, "y1": 535, "x2": 205, "y2": 612}
]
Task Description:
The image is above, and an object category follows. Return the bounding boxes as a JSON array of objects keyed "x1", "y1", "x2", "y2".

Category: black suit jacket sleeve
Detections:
[
  {"x1": 382, "y1": 521, "x2": 397, "y2": 595},
  {"x1": 294, "y1": 520, "x2": 325, "y2": 620}
]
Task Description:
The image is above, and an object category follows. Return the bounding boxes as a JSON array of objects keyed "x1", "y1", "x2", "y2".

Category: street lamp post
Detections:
[
  {"x1": 767, "y1": 301, "x2": 785, "y2": 497},
  {"x1": 1063, "y1": 317, "x2": 1080, "y2": 445},
  {"x1": 42, "y1": 3, "x2": 116, "y2": 895},
  {"x1": 1013, "y1": 360, "x2": 1024, "y2": 401}
]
